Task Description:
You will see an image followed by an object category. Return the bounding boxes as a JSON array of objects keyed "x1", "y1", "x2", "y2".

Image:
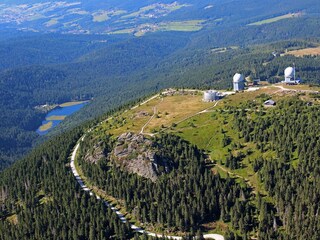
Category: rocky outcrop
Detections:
[
  {"x1": 112, "y1": 132, "x2": 173, "y2": 182},
  {"x1": 84, "y1": 142, "x2": 105, "y2": 164}
]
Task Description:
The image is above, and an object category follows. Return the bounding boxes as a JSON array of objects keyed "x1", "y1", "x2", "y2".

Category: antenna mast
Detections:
[{"x1": 293, "y1": 62, "x2": 296, "y2": 81}]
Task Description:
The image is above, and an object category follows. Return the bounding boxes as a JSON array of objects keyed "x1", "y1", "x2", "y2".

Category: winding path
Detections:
[
  {"x1": 273, "y1": 84, "x2": 319, "y2": 93},
  {"x1": 70, "y1": 134, "x2": 224, "y2": 240}
]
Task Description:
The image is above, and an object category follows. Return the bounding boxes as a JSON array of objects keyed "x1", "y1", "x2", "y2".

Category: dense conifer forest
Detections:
[
  {"x1": 78, "y1": 133, "x2": 257, "y2": 238},
  {"x1": 233, "y1": 99, "x2": 320, "y2": 239},
  {"x1": 0, "y1": 126, "x2": 132, "y2": 239}
]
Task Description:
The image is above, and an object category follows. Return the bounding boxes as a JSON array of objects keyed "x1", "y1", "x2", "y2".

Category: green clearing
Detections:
[
  {"x1": 110, "y1": 19, "x2": 205, "y2": 36},
  {"x1": 120, "y1": 3, "x2": 188, "y2": 19},
  {"x1": 112, "y1": 10, "x2": 127, "y2": 16},
  {"x1": 211, "y1": 46, "x2": 239, "y2": 54},
  {"x1": 28, "y1": 14, "x2": 44, "y2": 21},
  {"x1": 159, "y1": 20, "x2": 205, "y2": 32},
  {"x1": 108, "y1": 28, "x2": 134, "y2": 35},
  {"x1": 95, "y1": 92, "x2": 215, "y2": 136},
  {"x1": 45, "y1": 18, "x2": 59, "y2": 27},
  {"x1": 248, "y1": 13, "x2": 297, "y2": 26},
  {"x1": 93, "y1": 10, "x2": 127, "y2": 22},
  {"x1": 92, "y1": 12, "x2": 110, "y2": 22},
  {"x1": 121, "y1": 5, "x2": 156, "y2": 19},
  {"x1": 37, "y1": 190, "x2": 53, "y2": 205},
  {"x1": 6, "y1": 214, "x2": 18, "y2": 225}
]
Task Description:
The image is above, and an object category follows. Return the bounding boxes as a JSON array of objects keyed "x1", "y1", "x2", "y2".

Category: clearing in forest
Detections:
[
  {"x1": 286, "y1": 47, "x2": 320, "y2": 57},
  {"x1": 248, "y1": 12, "x2": 301, "y2": 26}
]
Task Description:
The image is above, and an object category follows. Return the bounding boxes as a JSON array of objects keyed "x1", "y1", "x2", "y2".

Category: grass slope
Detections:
[
  {"x1": 91, "y1": 83, "x2": 320, "y2": 197},
  {"x1": 78, "y1": 84, "x2": 320, "y2": 236}
]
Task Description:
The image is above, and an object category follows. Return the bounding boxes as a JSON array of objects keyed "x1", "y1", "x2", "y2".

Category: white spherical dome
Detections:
[
  {"x1": 284, "y1": 67, "x2": 294, "y2": 78},
  {"x1": 233, "y1": 73, "x2": 244, "y2": 83}
]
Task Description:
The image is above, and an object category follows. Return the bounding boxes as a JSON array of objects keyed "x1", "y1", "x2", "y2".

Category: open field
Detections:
[
  {"x1": 216, "y1": 86, "x2": 277, "y2": 108},
  {"x1": 96, "y1": 92, "x2": 217, "y2": 136},
  {"x1": 45, "y1": 18, "x2": 59, "y2": 27},
  {"x1": 121, "y1": 3, "x2": 189, "y2": 19},
  {"x1": 92, "y1": 12, "x2": 110, "y2": 22},
  {"x1": 286, "y1": 47, "x2": 320, "y2": 57},
  {"x1": 110, "y1": 20, "x2": 205, "y2": 36},
  {"x1": 92, "y1": 10, "x2": 127, "y2": 22},
  {"x1": 276, "y1": 83, "x2": 320, "y2": 91},
  {"x1": 108, "y1": 28, "x2": 134, "y2": 35},
  {"x1": 38, "y1": 121, "x2": 53, "y2": 132},
  {"x1": 211, "y1": 46, "x2": 239, "y2": 54},
  {"x1": 144, "y1": 93, "x2": 213, "y2": 132},
  {"x1": 159, "y1": 20, "x2": 205, "y2": 31},
  {"x1": 121, "y1": 5, "x2": 156, "y2": 18},
  {"x1": 248, "y1": 13, "x2": 299, "y2": 26}
]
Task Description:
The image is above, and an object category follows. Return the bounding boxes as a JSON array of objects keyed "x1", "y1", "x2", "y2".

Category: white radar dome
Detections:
[
  {"x1": 233, "y1": 73, "x2": 244, "y2": 83},
  {"x1": 284, "y1": 67, "x2": 295, "y2": 78}
]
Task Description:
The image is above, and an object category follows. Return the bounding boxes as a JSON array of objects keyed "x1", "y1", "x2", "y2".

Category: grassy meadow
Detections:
[{"x1": 248, "y1": 13, "x2": 299, "y2": 26}]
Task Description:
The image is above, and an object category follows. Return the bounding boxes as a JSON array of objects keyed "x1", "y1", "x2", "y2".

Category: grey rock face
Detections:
[{"x1": 112, "y1": 132, "x2": 172, "y2": 181}]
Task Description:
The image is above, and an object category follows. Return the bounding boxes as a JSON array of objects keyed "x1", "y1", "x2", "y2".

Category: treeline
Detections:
[
  {"x1": 78, "y1": 133, "x2": 257, "y2": 238},
  {"x1": 233, "y1": 99, "x2": 320, "y2": 239},
  {"x1": 0, "y1": 126, "x2": 133, "y2": 239}
]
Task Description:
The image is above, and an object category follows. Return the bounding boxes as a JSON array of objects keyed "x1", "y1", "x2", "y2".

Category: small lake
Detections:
[{"x1": 36, "y1": 101, "x2": 88, "y2": 135}]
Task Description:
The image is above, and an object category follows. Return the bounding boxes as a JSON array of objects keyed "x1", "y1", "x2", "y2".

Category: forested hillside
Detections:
[
  {"x1": 78, "y1": 133, "x2": 257, "y2": 237},
  {"x1": 0, "y1": 125, "x2": 132, "y2": 239},
  {"x1": 234, "y1": 99, "x2": 320, "y2": 239},
  {"x1": 69, "y1": 87, "x2": 320, "y2": 239},
  {"x1": 2, "y1": 21, "x2": 320, "y2": 169}
]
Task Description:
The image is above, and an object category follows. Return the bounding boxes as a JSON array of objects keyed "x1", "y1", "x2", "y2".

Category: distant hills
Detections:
[{"x1": 1, "y1": 0, "x2": 320, "y2": 35}]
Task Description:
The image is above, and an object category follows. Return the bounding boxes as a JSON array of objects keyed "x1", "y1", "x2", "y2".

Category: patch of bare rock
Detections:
[{"x1": 111, "y1": 132, "x2": 173, "y2": 182}]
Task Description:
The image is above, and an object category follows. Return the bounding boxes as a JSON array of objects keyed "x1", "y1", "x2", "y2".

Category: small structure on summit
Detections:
[
  {"x1": 233, "y1": 73, "x2": 245, "y2": 91},
  {"x1": 203, "y1": 90, "x2": 218, "y2": 102}
]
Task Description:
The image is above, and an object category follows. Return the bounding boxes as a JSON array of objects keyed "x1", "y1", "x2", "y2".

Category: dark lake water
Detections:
[{"x1": 36, "y1": 102, "x2": 87, "y2": 135}]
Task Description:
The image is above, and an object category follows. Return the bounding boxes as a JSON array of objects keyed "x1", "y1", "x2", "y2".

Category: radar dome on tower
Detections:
[
  {"x1": 284, "y1": 67, "x2": 295, "y2": 78},
  {"x1": 283, "y1": 66, "x2": 298, "y2": 84},
  {"x1": 233, "y1": 73, "x2": 244, "y2": 83},
  {"x1": 233, "y1": 73, "x2": 245, "y2": 91}
]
